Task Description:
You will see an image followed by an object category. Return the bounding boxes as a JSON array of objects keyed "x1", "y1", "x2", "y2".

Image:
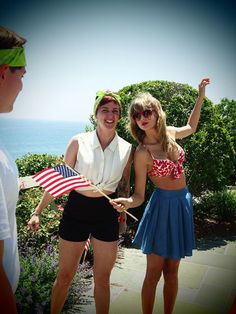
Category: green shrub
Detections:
[
  {"x1": 16, "y1": 153, "x2": 63, "y2": 177},
  {"x1": 194, "y1": 190, "x2": 236, "y2": 222},
  {"x1": 17, "y1": 187, "x2": 67, "y2": 250},
  {"x1": 16, "y1": 238, "x2": 92, "y2": 314}
]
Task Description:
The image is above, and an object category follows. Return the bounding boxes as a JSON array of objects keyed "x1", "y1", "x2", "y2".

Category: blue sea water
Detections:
[{"x1": 0, "y1": 118, "x2": 90, "y2": 160}]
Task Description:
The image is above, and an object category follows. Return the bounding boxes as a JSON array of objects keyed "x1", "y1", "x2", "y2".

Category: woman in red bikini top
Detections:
[
  {"x1": 147, "y1": 145, "x2": 185, "y2": 179},
  {"x1": 111, "y1": 78, "x2": 210, "y2": 314},
  {"x1": 128, "y1": 102, "x2": 189, "y2": 191}
]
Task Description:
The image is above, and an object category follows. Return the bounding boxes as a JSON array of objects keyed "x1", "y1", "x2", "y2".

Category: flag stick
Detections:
[
  {"x1": 82, "y1": 235, "x2": 91, "y2": 264},
  {"x1": 64, "y1": 163, "x2": 138, "y2": 222}
]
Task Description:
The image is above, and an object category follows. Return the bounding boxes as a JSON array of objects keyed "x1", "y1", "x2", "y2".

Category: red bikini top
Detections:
[{"x1": 147, "y1": 147, "x2": 185, "y2": 179}]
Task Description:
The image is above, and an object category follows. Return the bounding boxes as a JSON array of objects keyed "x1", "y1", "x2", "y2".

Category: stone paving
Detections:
[{"x1": 81, "y1": 237, "x2": 236, "y2": 314}]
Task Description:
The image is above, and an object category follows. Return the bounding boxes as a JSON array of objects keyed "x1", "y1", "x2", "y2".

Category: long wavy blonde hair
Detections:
[{"x1": 128, "y1": 92, "x2": 178, "y2": 155}]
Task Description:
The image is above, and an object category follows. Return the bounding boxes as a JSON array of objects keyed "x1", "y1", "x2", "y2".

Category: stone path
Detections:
[{"x1": 81, "y1": 238, "x2": 236, "y2": 314}]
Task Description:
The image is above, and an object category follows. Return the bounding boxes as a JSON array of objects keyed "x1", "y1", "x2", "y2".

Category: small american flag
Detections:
[
  {"x1": 84, "y1": 237, "x2": 91, "y2": 251},
  {"x1": 82, "y1": 236, "x2": 91, "y2": 263},
  {"x1": 32, "y1": 164, "x2": 91, "y2": 198}
]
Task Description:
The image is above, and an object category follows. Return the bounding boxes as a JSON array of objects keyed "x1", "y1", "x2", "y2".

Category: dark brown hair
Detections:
[
  {"x1": 96, "y1": 96, "x2": 121, "y2": 117},
  {"x1": 0, "y1": 26, "x2": 26, "y2": 49}
]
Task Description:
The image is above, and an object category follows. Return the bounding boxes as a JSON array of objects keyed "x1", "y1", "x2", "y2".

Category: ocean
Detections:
[{"x1": 0, "y1": 118, "x2": 91, "y2": 160}]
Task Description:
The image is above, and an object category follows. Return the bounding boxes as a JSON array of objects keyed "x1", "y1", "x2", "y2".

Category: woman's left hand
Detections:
[{"x1": 199, "y1": 78, "x2": 210, "y2": 93}]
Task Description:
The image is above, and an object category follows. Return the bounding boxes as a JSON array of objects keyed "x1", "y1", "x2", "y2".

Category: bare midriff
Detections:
[
  {"x1": 75, "y1": 189, "x2": 114, "y2": 198},
  {"x1": 149, "y1": 172, "x2": 187, "y2": 190}
]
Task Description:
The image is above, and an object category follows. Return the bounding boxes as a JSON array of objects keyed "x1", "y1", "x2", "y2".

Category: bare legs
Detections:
[
  {"x1": 50, "y1": 237, "x2": 117, "y2": 314},
  {"x1": 141, "y1": 254, "x2": 180, "y2": 314},
  {"x1": 50, "y1": 238, "x2": 85, "y2": 314},
  {"x1": 163, "y1": 259, "x2": 180, "y2": 314},
  {"x1": 92, "y1": 238, "x2": 118, "y2": 314},
  {"x1": 142, "y1": 254, "x2": 164, "y2": 314}
]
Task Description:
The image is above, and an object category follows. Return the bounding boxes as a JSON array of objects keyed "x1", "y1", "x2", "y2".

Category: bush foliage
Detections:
[
  {"x1": 214, "y1": 98, "x2": 236, "y2": 185},
  {"x1": 16, "y1": 238, "x2": 92, "y2": 314},
  {"x1": 16, "y1": 152, "x2": 67, "y2": 249},
  {"x1": 17, "y1": 187, "x2": 65, "y2": 250},
  {"x1": 16, "y1": 153, "x2": 63, "y2": 177},
  {"x1": 194, "y1": 189, "x2": 236, "y2": 222}
]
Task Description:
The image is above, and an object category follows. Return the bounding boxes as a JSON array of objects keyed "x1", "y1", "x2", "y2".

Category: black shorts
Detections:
[{"x1": 59, "y1": 190, "x2": 119, "y2": 242}]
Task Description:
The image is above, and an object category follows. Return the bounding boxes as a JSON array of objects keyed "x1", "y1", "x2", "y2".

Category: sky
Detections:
[{"x1": 1, "y1": 0, "x2": 236, "y2": 123}]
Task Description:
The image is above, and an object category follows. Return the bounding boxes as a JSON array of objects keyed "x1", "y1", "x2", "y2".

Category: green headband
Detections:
[
  {"x1": 0, "y1": 47, "x2": 26, "y2": 67},
  {"x1": 94, "y1": 90, "x2": 122, "y2": 115}
]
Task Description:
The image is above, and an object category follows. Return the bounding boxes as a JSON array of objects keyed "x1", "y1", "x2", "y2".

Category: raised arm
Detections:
[
  {"x1": 27, "y1": 137, "x2": 79, "y2": 231},
  {"x1": 170, "y1": 78, "x2": 210, "y2": 140}
]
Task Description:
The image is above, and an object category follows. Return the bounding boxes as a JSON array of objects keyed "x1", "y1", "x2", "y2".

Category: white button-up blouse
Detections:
[{"x1": 74, "y1": 131, "x2": 132, "y2": 192}]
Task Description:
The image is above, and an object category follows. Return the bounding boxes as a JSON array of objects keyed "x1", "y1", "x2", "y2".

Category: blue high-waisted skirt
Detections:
[{"x1": 133, "y1": 187, "x2": 195, "y2": 260}]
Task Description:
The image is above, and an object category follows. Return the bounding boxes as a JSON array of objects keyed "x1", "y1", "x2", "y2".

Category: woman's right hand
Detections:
[
  {"x1": 27, "y1": 191, "x2": 53, "y2": 231},
  {"x1": 110, "y1": 197, "x2": 132, "y2": 212},
  {"x1": 27, "y1": 214, "x2": 40, "y2": 231}
]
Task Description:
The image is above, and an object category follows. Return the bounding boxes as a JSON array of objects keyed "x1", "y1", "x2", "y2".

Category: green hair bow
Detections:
[{"x1": 94, "y1": 90, "x2": 121, "y2": 115}]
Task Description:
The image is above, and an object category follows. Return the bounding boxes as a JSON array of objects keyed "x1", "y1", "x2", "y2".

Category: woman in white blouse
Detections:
[{"x1": 28, "y1": 91, "x2": 133, "y2": 314}]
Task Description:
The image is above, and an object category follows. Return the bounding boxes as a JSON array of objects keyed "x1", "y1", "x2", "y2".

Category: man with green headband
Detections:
[{"x1": 0, "y1": 26, "x2": 27, "y2": 314}]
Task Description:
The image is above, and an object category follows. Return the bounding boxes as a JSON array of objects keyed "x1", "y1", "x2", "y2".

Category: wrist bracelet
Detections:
[{"x1": 30, "y1": 211, "x2": 40, "y2": 218}]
